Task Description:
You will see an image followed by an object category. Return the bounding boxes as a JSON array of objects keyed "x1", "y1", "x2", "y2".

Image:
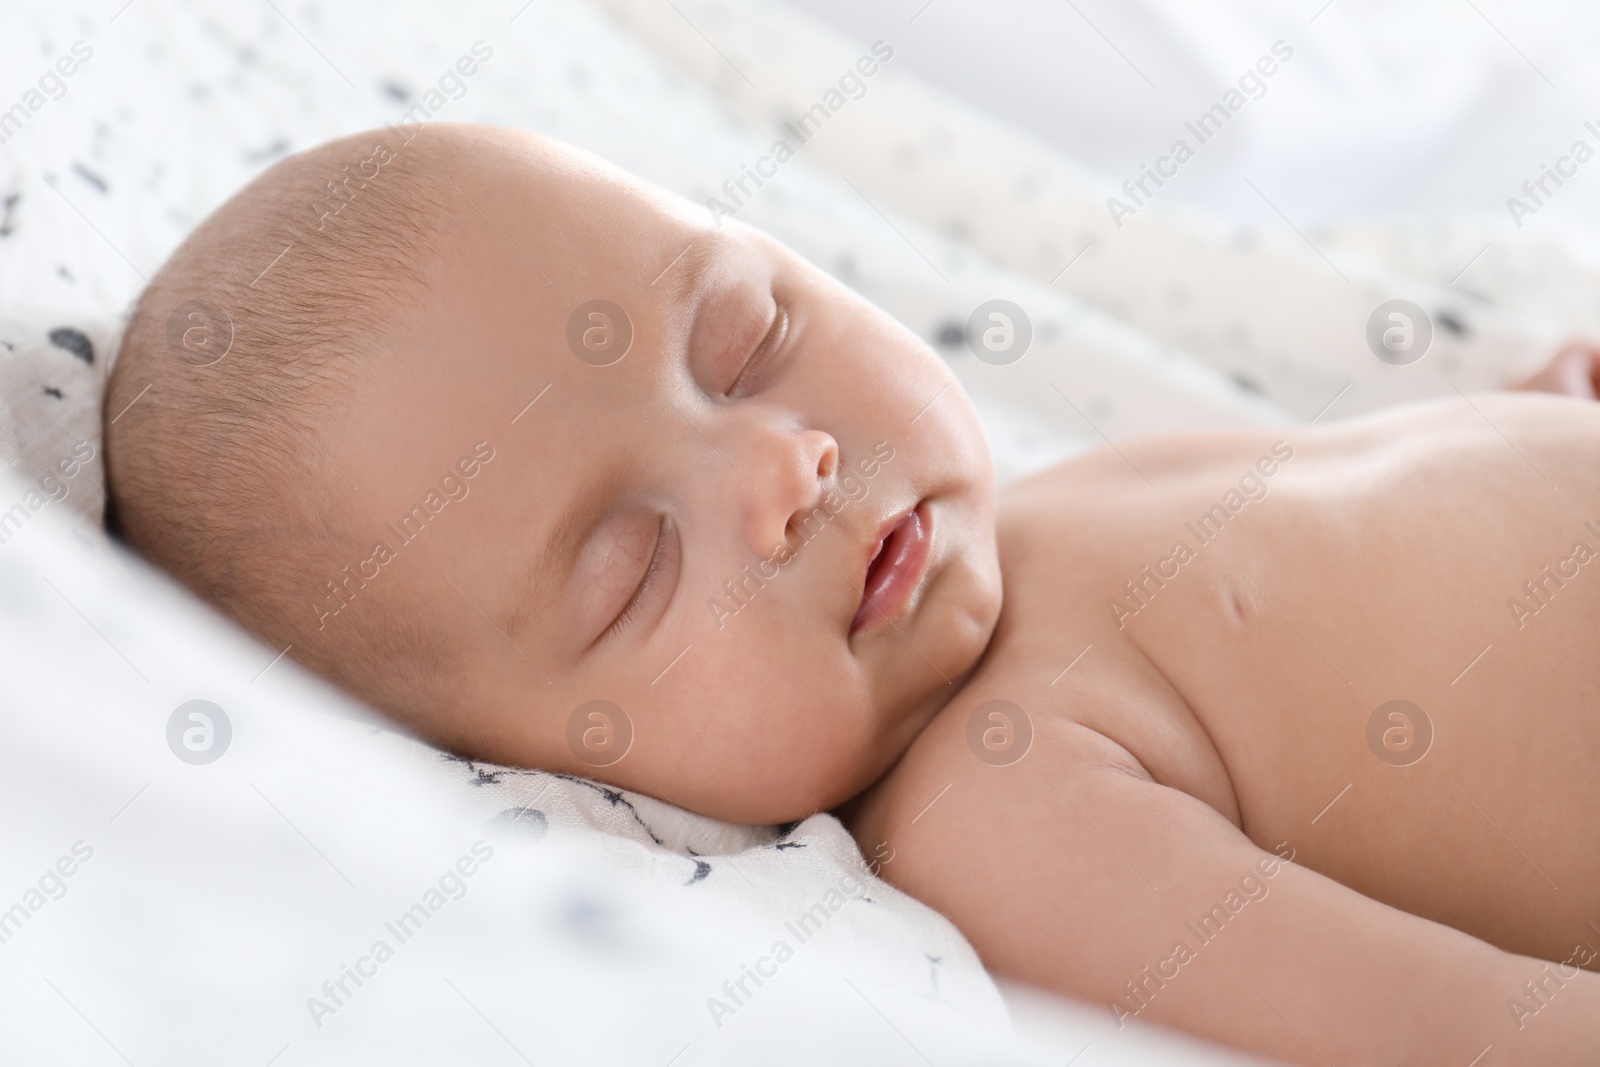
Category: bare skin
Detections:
[
  {"x1": 846, "y1": 393, "x2": 1600, "y2": 1063},
  {"x1": 117, "y1": 127, "x2": 1600, "y2": 1065}
]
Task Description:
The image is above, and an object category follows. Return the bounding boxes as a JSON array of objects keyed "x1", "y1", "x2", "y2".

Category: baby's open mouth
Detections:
[{"x1": 851, "y1": 501, "x2": 932, "y2": 635}]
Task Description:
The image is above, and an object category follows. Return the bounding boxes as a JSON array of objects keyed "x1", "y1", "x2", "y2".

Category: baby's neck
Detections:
[{"x1": 830, "y1": 621, "x2": 999, "y2": 831}]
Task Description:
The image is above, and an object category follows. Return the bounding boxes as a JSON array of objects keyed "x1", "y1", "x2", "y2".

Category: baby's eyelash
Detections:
[{"x1": 602, "y1": 515, "x2": 668, "y2": 641}]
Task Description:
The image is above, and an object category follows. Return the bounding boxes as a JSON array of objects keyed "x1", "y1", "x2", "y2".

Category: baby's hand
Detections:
[{"x1": 1514, "y1": 341, "x2": 1600, "y2": 399}]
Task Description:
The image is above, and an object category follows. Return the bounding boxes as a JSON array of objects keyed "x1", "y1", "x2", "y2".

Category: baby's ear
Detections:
[{"x1": 1513, "y1": 341, "x2": 1600, "y2": 400}]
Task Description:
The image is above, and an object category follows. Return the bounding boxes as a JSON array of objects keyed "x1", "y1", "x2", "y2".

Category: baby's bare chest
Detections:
[{"x1": 968, "y1": 397, "x2": 1600, "y2": 891}]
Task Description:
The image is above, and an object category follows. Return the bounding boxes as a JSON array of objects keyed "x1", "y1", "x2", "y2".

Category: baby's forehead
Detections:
[{"x1": 419, "y1": 183, "x2": 772, "y2": 386}]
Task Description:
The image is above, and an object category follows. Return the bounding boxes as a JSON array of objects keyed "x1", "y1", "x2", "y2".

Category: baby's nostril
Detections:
[{"x1": 815, "y1": 436, "x2": 839, "y2": 480}]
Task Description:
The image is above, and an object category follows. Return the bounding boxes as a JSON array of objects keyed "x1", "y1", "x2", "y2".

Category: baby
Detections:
[{"x1": 103, "y1": 124, "x2": 1600, "y2": 1063}]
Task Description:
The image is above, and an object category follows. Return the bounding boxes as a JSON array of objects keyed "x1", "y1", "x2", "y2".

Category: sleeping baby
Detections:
[{"x1": 103, "y1": 124, "x2": 1600, "y2": 1064}]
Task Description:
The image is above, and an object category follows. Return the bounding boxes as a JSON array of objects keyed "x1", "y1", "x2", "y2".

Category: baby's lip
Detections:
[{"x1": 851, "y1": 500, "x2": 932, "y2": 636}]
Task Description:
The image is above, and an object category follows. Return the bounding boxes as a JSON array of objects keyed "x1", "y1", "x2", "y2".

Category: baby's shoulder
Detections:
[{"x1": 845, "y1": 686, "x2": 1154, "y2": 874}]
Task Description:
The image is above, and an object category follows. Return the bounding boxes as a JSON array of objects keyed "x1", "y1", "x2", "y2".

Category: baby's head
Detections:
[{"x1": 105, "y1": 124, "x2": 1001, "y2": 823}]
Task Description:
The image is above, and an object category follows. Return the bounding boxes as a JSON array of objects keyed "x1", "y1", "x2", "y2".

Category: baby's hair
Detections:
[{"x1": 105, "y1": 125, "x2": 463, "y2": 722}]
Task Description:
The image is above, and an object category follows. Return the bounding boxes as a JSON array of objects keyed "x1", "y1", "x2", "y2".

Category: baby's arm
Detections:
[{"x1": 876, "y1": 719, "x2": 1600, "y2": 1065}]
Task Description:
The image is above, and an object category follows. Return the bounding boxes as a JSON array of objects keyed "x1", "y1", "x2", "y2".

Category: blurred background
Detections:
[{"x1": 797, "y1": 0, "x2": 1600, "y2": 257}]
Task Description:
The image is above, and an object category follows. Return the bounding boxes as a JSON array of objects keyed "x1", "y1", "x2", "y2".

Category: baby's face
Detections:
[{"x1": 328, "y1": 129, "x2": 1000, "y2": 823}]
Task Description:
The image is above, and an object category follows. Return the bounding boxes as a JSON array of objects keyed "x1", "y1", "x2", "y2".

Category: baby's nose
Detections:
[{"x1": 739, "y1": 424, "x2": 839, "y2": 555}]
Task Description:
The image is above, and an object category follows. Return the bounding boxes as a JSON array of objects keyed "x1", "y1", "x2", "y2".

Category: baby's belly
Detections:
[{"x1": 1118, "y1": 396, "x2": 1600, "y2": 965}]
